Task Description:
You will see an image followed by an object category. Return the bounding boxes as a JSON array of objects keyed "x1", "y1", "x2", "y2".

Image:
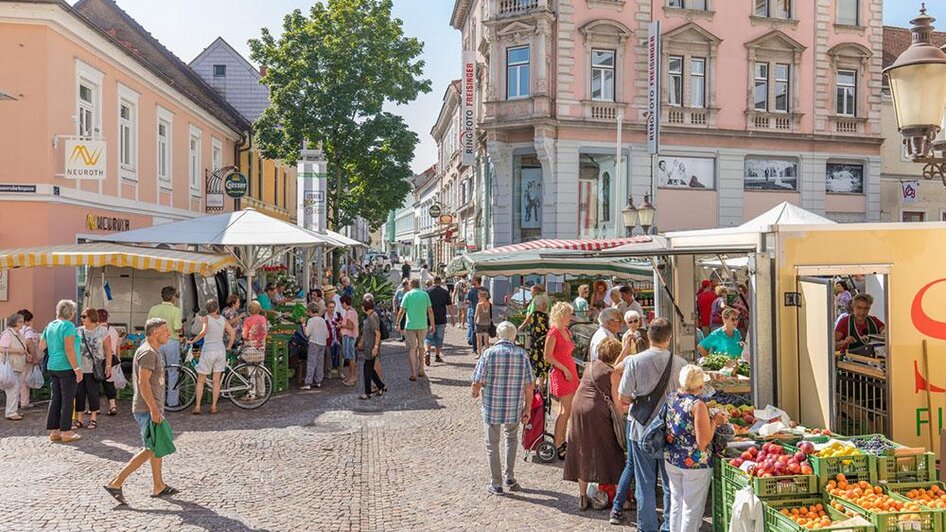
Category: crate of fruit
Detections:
[
  {"x1": 826, "y1": 475, "x2": 942, "y2": 532},
  {"x1": 885, "y1": 481, "x2": 946, "y2": 511},
  {"x1": 722, "y1": 442, "x2": 819, "y2": 498},
  {"x1": 848, "y1": 434, "x2": 937, "y2": 483},
  {"x1": 764, "y1": 496, "x2": 874, "y2": 532},
  {"x1": 786, "y1": 439, "x2": 876, "y2": 488}
]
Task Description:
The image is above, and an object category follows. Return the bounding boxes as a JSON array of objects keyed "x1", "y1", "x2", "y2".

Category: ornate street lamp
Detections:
[
  {"x1": 638, "y1": 194, "x2": 656, "y2": 234},
  {"x1": 622, "y1": 194, "x2": 657, "y2": 236},
  {"x1": 884, "y1": 4, "x2": 946, "y2": 184},
  {"x1": 622, "y1": 196, "x2": 639, "y2": 237}
]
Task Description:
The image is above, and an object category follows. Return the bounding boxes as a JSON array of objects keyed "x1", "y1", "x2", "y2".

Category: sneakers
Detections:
[
  {"x1": 486, "y1": 484, "x2": 504, "y2": 495},
  {"x1": 504, "y1": 480, "x2": 521, "y2": 492},
  {"x1": 300, "y1": 385, "x2": 312, "y2": 390},
  {"x1": 609, "y1": 510, "x2": 623, "y2": 525},
  {"x1": 314, "y1": 383, "x2": 322, "y2": 389}
]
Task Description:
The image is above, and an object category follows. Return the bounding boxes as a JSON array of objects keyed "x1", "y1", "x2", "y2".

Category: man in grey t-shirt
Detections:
[
  {"x1": 104, "y1": 318, "x2": 177, "y2": 505},
  {"x1": 610, "y1": 318, "x2": 686, "y2": 530}
]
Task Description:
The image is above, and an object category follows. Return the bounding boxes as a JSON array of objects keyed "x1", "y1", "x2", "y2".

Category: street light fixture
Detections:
[
  {"x1": 622, "y1": 194, "x2": 657, "y2": 236},
  {"x1": 622, "y1": 196, "x2": 639, "y2": 237},
  {"x1": 638, "y1": 194, "x2": 656, "y2": 234},
  {"x1": 884, "y1": 4, "x2": 946, "y2": 184}
]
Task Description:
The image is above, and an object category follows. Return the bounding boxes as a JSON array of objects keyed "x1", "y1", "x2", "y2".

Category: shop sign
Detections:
[
  {"x1": 224, "y1": 172, "x2": 248, "y2": 198},
  {"x1": 0, "y1": 184, "x2": 36, "y2": 193},
  {"x1": 428, "y1": 204, "x2": 442, "y2": 218},
  {"x1": 460, "y1": 50, "x2": 476, "y2": 167},
  {"x1": 65, "y1": 139, "x2": 106, "y2": 180},
  {"x1": 206, "y1": 192, "x2": 225, "y2": 209},
  {"x1": 647, "y1": 21, "x2": 661, "y2": 156},
  {"x1": 0, "y1": 270, "x2": 7, "y2": 302},
  {"x1": 86, "y1": 214, "x2": 130, "y2": 232},
  {"x1": 297, "y1": 157, "x2": 327, "y2": 233},
  {"x1": 439, "y1": 214, "x2": 454, "y2": 225},
  {"x1": 900, "y1": 180, "x2": 919, "y2": 205}
]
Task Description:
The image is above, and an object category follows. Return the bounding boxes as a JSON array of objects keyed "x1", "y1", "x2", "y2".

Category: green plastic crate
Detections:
[
  {"x1": 785, "y1": 442, "x2": 876, "y2": 488},
  {"x1": 721, "y1": 459, "x2": 819, "y2": 498},
  {"x1": 847, "y1": 434, "x2": 937, "y2": 484},
  {"x1": 764, "y1": 496, "x2": 873, "y2": 532},
  {"x1": 885, "y1": 481, "x2": 946, "y2": 511},
  {"x1": 827, "y1": 492, "x2": 942, "y2": 532},
  {"x1": 713, "y1": 461, "x2": 728, "y2": 532}
]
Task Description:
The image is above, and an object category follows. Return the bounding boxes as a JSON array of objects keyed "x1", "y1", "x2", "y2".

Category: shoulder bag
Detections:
[
  {"x1": 590, "y1": 363, "x2": 627, "y2": 451},
  {"x1": 82, "y1": 332, "x2": 105, "y2": 381},
  {"x1": 488, "y1": 304, "x2": 497, "y2": 338},
  {"x1": 1, "y1": 329, "x2": 27, "y2": 373},
  {"x1": 628, "y1": 352, "x2": 675, "y2": 426},
  {"x1": 640, "y1": 402, "x2": 670, "y2": 458}
]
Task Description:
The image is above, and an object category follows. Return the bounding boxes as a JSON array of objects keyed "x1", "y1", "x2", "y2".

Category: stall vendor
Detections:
[
  {"x1": 697, "y1": 308, "x2": 743, "y2": 359},
  {"x1": 834, "y1": 293, "x2": 884, "y2": 355}
]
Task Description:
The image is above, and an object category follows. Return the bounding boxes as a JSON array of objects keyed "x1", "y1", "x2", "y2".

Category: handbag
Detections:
[
  {"x1": 488, "y1": 304, "x2": 497, "y2": 338},
  {"x1": 0, "y1": 356, "x2": 16, "y2": 389},
  {"x1": 640, "y1": 402, "x2": 670, "y2": 459},
  {"x1": 590, "y1": 363, "x2": 627, "y2": 451},
  {"x1": 629, "y1": 352, "x2": 675, "y2": 427},
  {"x1": 27, "y1": 365, "x2": 45, "y2": 389},
  {"x1": 145, "y1": 419, "x2": 177, "y2": 458},
  {"x1": 112, "y1": 363, "x2": 128, "y2": 390},
  {"x1": 82, "y1": 333, "x2": 105, "y2": 381}
]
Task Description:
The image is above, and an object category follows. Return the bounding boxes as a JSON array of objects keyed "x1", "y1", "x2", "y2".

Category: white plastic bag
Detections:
[
  {"x1": 0, "y1": 359, "x2": 16, "y2": 389},
  {"x1": 27, "y1": 365, "x2": 44, "y2": 389},
  {"x1": 112, "y1": 364, "x2": 128, "y2": 390}
]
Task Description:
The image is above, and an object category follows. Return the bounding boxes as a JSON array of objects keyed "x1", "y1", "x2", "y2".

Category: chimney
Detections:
[{"x1": 259, "y1": 65, "x2": 268, "y2": 76}]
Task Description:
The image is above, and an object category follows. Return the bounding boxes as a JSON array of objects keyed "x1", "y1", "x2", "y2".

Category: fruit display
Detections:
[
  {"x1": 700, "y1": 354, "x2": 750, "y2": 377},
  {"x1": 827, "y1": 475, "x2": 922, "y2": 514},
  {"x1": 815, "y1": 440, "x2": 862, "y2": 458},
  {"x1": 849, "y1": 435, "x2": 898, "y2": 455},
  {"x1": 709, "y1": 391, "x2": 752, "y2": 407},
  {"x1": 900, "y1": 484, "x2": 946, "y2": 509},
  {"x1": 728, "y1": 442, "x2": 814, "y2": 477},
  {"x1": 777, "y1": 503, "x2": 833, "y2": 529},
  {"x1": 806, "y1": 428, "x2": 834, "y2": 437}
]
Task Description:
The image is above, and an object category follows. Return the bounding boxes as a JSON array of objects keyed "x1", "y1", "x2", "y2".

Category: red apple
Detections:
[
  {"x1": 788, "y1": 462, "x2": 801, "y2": 474},
  {"x1": 793, "y1": 452, "x2": 807, "y2": 463}
]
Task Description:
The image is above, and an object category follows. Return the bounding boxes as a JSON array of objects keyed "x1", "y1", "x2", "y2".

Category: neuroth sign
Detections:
[
  {"x1": 460, "y1": 51, "x2": 476, "y2": 167},
  {"x1": 65, "y1": 139, "x2": 106, "y2": 180}
]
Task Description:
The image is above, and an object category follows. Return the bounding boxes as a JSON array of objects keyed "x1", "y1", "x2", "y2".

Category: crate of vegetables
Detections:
[
  {"x1": 786, "y1": 439, "x2": 876, "y2": 488},
  {"x1": 826, "y1": 474, "x2": 942, "y2": 532},
  {"x1": 848, "y1": 434, "x2": 937, "y2": 483},
  {"x1": 722, "y1": 442, "x2": 819, "y2": 498},
  {"x1": 885, "y1": 481, "x2": 946, "y2": 510},
  {"x1": 764, "y1": 496, "x2": 873, "y2": 532}
]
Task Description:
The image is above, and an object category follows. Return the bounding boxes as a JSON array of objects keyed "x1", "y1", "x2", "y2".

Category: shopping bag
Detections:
[
  {"x1": 0, "y1": 358, "x2": 16, "y2": 389},
  {"x1": 112, "y1": 364, "x2": 128, "y2": 390},
  {"x1": 145, "y1": 419, "x2": 176, "y2": 458},
  {"x1": 27, "y1": 365, "x2": 45, "y2": 389}
]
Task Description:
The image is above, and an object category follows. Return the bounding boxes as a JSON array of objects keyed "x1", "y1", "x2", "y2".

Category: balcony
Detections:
[
  {"x1": 746, "y1": 110, "x2": 803, "y2": 133},
  {"x1": 663, "y1": 106, "x2": 714, "y2": 128},
  {"x1": 830, "y1": 115, "x2": 868, "y2": 136},
  {"x1": 489, "y1": 0, "x2": 549, "y2": 19},
  {"x1": 484, "y1": 96, "x2": 553, "y2": 124},
  {"x1": 582, "y1": 100, "x2": 627, "y2": 122}
]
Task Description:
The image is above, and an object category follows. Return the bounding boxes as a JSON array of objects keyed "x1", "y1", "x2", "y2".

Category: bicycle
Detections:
[{"x1": 164, "y1": 346, "x2": 273, "y2": 412}]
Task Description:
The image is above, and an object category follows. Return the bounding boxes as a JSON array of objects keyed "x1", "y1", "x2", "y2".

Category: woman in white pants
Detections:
[
  {"x1": 189, "y1": 299, "x2": 234, "y2": 415},
  {"x1": 0, "y1": 313, "x2": 29, "y2": 421},
  {"x1": 662, "y1": 365, "x2": 728, "y2": 532}
]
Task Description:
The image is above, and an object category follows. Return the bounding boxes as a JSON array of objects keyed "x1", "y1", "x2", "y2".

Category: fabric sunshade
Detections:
[
  {"x1": 0, "y1": 243, "x2": 236, "y2": 276},
  {"x1": 481, "y1": 237, "x2": 652, "y2": 254}
]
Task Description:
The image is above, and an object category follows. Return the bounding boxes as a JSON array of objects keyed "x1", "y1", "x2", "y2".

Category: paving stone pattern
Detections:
[{"x1": 0, "y1": 326, "x2": 713, "y2": 531}]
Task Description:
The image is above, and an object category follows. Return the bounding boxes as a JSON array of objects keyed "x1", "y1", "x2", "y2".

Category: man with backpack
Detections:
[
  {"x1": 425, "y1": 277, "x2": 454, "y2": 364},
  {"x1": 610, "y1": 318, "x2": 686, "y2": 529}
]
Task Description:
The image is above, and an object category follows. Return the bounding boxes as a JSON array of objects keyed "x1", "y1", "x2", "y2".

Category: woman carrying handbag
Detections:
[
  {"x1": 0, "y1": 313, "x2": 31, "y2": 421},
  {"x1": 74, "y1": 309, "x2": 107, "y2": 430}
]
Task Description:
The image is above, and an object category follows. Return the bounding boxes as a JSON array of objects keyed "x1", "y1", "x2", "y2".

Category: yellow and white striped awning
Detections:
[{"x1": 0, "y1": 243, "x2": 237, "y2": 276}]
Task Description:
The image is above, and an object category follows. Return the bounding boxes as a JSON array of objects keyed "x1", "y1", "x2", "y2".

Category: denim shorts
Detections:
[
  {"x1": 342, "y1": 336, "x2": 356, "y2": 361},
  {"x1": 425, "y1": 324, "x2": 446, "y2": 348},
  {"x1": 133, "y1": 412, "x2": 152, "y2": 446}
]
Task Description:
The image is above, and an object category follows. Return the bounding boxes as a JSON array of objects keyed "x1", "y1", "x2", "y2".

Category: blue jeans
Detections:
[
  {"x1": 613, "y1": 435, "x2": 671, "y2": 532},
  {"x1": 158, "y1": 340, "x2": 181, "y2": 407},
  {"x1": 342, "y1": 336, "x2": 356, "y2": 361},
  {"x1": 466, "y1": 306, "x2": 476, "y2": 347},
  {"x1": 133, "y1": 411, "x2": 152, "y2": 447},
  {"x1": 425, "y1": 324, "x2": 446, "y2": 348}
]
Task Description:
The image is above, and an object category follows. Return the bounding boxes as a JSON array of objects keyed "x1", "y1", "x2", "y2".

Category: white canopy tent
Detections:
[{"x1": 91, "y1": 209, "x2": 345, "y2": 298}]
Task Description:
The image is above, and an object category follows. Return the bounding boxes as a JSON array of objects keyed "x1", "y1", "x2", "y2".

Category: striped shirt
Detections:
[{"x1": 472, "y1": 340, "x2": 535, "y2": 425}]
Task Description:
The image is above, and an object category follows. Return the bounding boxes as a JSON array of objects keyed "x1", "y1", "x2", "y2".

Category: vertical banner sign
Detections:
[
  {"x1": 647, "y1": 21, "x2": 661, "y2": 156},
  {"x1": 461, "y1": 51, "x2": 477, "y2": 167},
  {"x1": 297, "y1": 160, "x2": 328, "y2": 233},
  {"x1": 900, "y1": 180, "x2": 919, "y2": 205}
]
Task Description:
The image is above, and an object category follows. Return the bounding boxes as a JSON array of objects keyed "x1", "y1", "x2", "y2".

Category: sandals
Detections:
[
  {"x1": 557, "y1": 443, "x2": 567, "y2": 461},
  {"x1": 106, "y1": 407, "x2": 118, "y2": 416},
  {"x1": 376, "y1": 387, "x2": 387, "y2": 396},
  {"x1": 191, "y1": 408, "x2": 201, "y2": 415},
  {"x1": 87, "y1": 419, "x2": 98, "y2": 430},
  {"x1": 59, "y1": 433, "x2": 82, "y2": 443},
  {"x1": 103, "y1": 485, "x2": 127, "y2": 506},
  {"x1": 358, "y1": 394, "x2": 371, "y2": 400},
  {"x1": 151, "y1": 485, "x2": 179, "y2": 498},
  {"x1": 209, "y1": 407, "x2": 219, "y2": 415},
  {"x1": 5, "y1": 414, "x2": 22, "y2": 421},
  {"x1": 72, "y1": 419, "x2": 84, "y2": 430},
  {"x1": 409, "y1": 376, "x2": 417, "y2": 382}
]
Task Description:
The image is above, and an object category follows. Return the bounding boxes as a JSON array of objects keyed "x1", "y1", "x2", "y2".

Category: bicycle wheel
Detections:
[
  {"x1": 225, "y1": 363, "x2": 273, "y2": 410},
  {"x1": 163, "y1": 364, "x2": 197, "y2": 412}
]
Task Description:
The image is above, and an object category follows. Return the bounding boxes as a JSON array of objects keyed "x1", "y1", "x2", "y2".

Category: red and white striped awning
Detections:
[{"x1": 482, "y1": 237, "x2": 653, "y2": 254}]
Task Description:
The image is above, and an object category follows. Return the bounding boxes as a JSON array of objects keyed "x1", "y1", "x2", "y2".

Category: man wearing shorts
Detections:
[
  {"x1": 104, "y1": 318, "x2": 177, "y2": 505},
  {"x1": 339, "y1": 295, "x2": 359, "y2": 387},
  {"x1": 397, "y1": 279, "x2": 435, "y2": 381},
  {"x1": 425, "y1": 277, "x2": 455, "y2": 364}
]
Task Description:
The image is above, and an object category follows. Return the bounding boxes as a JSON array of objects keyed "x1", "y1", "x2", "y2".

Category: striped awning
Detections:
[
  {"x1": 0, "y1": 244, "x2": 237, "y2": 276},
  {"x1": 481, "y1": 237, "x2": 652, "y2": 254}
]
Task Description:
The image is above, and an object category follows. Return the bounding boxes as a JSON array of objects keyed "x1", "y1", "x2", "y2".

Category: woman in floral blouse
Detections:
[{"x1": 663, "y1": 364, "x2": 728, "y2": 532}]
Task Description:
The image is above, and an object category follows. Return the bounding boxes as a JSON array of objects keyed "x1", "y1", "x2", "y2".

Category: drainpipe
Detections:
[{"x1": 234, "y1": 128, "x2": 253, "y2": 211}]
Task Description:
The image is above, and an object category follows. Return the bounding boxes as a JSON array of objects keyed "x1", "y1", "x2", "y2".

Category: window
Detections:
[
  {"x1": 774, "y1": 64, "x2": 790, "y2": 112},
  {"x1": 837, "y1": 0, "x2": 858, "y2": 25},
  {"x1": 157, "y1": 107, "x2": 172, "y2": 185},
  {"x1": 78, "y1": 84, "x2": 96, "y2": 137},
  {"x1": 119, "y1": 102, "x2": 135, "y2": 169},
  {"x1": 578, "y1": 153, "x2": 622, "y2": 239},
  {"x1": 591, "y1": 49, "x2": 616, "y2": 102},
  {"x1": 212, "y1": 138, "x2": 222, "y2": 172},
  {"x1": 754, "y1": 63, "x2": 768, "y2": 111},
  {"x1": 76, "y1": 60, "x2": 103, "y2": 139},
  {"x1": 213, "y1": 64, "x2": 226, "y2": 77},
  {"x1": 754, "y1": 63, "x2": 790, "y2": 112},
  {"x1": 273, "y1": 166, "x2": 279, "y2": 207},
  {"x1": 189, "y1": 126, "x2": 202, "y2": 193},
  {"x1": 690, "y1": 57, "x2": 706, "y2": 108},
  {"x1": 903, "y1": 211, "x2": 925, "y2": 223},
  {"x1": 669, "y1": 0, "x2": 707, "y2": 8},
  {"x1": 506, "y1": 46, "x2": 530, "y2": 99},
  {"x1": 755, "y1": 0, "x2": 791, "y2": 19},
  {"x1": 836, "y1": 69, "x2": 857, "y2": 116},
  {"x1": 668, "y1": 56, "x2": 684, "y2": 106}
]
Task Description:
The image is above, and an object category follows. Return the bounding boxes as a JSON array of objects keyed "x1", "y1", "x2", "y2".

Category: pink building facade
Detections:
[
  {"x1": 0, "y1": 0, "x2": 249, "y2": 322},
  {"x1": 450, "y1": 0, "x2": 883, "y2": 246}
]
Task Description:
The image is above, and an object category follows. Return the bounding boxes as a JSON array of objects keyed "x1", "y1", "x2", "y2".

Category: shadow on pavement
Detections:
[{"x1": 119, "y1": 497, "x2": 269, "y2": 531}]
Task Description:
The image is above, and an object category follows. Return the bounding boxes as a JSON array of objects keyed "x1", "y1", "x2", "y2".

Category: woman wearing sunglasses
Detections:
[
  {"x1": 697, "y1": 308, "x2": 744, "y2": 359},
  {"x1": 620, "y1": 310, "x2": 649, "y2": 362}
]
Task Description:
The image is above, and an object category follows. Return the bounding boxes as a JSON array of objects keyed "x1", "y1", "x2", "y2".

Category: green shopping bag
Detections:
[{"x1": 145, "y1": 419, "x2": 176, "y2": 458}]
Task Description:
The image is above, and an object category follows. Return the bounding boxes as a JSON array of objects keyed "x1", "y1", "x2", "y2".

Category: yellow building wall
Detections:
[
  {"x1": 776, "y1": 226, "x2": 946, "y2": 451},
  {"x1": 238, "y1": 146, "x2": 297, "y2": 222}
]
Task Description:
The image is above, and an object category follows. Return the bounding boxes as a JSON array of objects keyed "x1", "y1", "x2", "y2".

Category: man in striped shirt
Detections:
[{"x1": 471, "y1": 321, "x2": 535, "y2": 495}]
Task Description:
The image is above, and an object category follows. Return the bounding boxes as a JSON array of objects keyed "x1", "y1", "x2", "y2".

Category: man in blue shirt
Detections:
[
  {"x1": 257, "y1": 284, "x2": 276, "y2": 311},
  {"x1": 466, "y1": 276, "x2": 486, "y2": 353},
  {"x1": 471, "y1": 321, "x2": 534, "y2": 495}
]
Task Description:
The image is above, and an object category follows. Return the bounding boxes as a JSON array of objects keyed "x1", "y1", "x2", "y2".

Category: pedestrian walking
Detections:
[
  {"x1": 610, "y1": 317, "x2": 687, "y2": 528},
  {"x1": 339, "y1": 295, "x2": 359, "y2": 386},
  {"x1": 453, "y1": 276, "x2": 468, "y2": 329},
  {"x1": 147, "y1": 286, "x2": 183, "y2": 407},
  {"x1": 75, "y1": 308, "x2": 107, "y2": 430},
  {"x1": 393, "y1": 279, "x2": 409, "y2": 341},
  {"x1": 419, "y1": 263, "x2": 431, "y2": 286},
  {"x1": 0, "y1": 313, "x2": 29, "y2": 421},
  {"x1": 474, "y1": 290, "x2": 493, "y2": 357},
  {"x1": 324, "y1": 300, "x2": 342, "y2": 379},
  {"x1": 104, "y1": 318, "x2": 178, "y2": 505},
  {"x1": 98, "y1": 309, "x2": 123, "y2": 417},
  {"x1": 546, "y1": 302, "x2": 578, "y2": 460},
  {"x1": 471, "y1": 321, "x2": 534, "y2": 495},
  {"x1": 517, "y1": 284, "x2": 551, "y2": 385},
  {"x1": 189, "y1": 299, "x2": 235, "y2": 414},
  {"x1": 303, "y1": 302, "x2": 328, "y2": 389},
  {"x1": 425, "y1": 276, "x2": 454, "y2": 364},
  {"x1": 396, "y1": 279, "x2": 435, "y2": 381},
  {"x1": 466, "y1": 277, "x2": 486, "y2": 353},
  {"x1": 40, "y1": 299, "x2": 82, "y2": 443},
  {"x1": 18, "y1": 309, "x2": 41, "y2": 410},
  {"x1": 401, "y1": 260, "x2": 411, "y2": 280},
  {"x1": 358, "y1": 298, "x2": 385, "y2": 400}
]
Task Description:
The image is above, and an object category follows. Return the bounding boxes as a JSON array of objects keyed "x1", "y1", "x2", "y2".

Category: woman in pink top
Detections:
[
  {"x1": 545, "y1": 301, "x2": 578, "y2": 460},
  {"x1": 242, "y1": 301, "x2": 269, "y2": 349}
]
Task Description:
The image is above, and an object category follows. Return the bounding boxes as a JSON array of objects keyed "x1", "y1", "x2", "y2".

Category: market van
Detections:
[{"x1": 83, "y1": 267, "x2": 239, "y2": 335}]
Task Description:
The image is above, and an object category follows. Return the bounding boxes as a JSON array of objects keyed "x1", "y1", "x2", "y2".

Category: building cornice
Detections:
[{"x1": 451, "y1": 0, "x2": 471, "y2": 30}]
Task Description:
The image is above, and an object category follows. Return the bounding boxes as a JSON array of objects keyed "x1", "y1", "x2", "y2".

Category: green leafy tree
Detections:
[{"x1": 250, "y1": 0, "x2": 431, "y2": 275}]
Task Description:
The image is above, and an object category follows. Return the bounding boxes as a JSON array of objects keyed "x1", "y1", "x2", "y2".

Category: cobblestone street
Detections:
[{"x1": 0, "y1": 326, "x2": 711, "y2": 531}]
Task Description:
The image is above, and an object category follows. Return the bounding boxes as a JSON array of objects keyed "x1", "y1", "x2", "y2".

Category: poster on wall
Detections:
[
  {"x1": 744, "y1": 158, "x2": 799, "y2": 191},
  {"x1": 657, "y1": 156, "x2": 715, "y2": 189},
  {"x1": 900, "y1": 180, "x2": 920, "y2": 205},
  {"x1": 825, "y1": 163, "x2": 864, "y2": 194},
  {"x1": 520, "y1": 168, "x2": 542, "y2": 230}
]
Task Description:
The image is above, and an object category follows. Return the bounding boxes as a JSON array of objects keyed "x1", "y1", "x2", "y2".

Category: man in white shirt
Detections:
[
  {"x1": 303, "y1": 302, "x2": 328, "y2": 389},
  {"x1": 620, "y1": 286, "x2": 647, "y2": 327},
  {"x1": 589, "y1": 308, "x2": 623, "y2": 362}
]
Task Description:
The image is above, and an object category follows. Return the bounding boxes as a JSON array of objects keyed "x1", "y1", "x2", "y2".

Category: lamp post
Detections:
[
  {"x1": 885, "y1": 4, "x2": 946, "y2": 185},
  {"x1": 622, "y1": 196, "x2": 639, "y2": 237},
  {"x1": 622, "y1": 194, "x2": 657, "y2": 236}
]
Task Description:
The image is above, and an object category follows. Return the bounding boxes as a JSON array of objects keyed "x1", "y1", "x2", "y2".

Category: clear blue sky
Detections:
[{"x1": 94, "y1": 1, "x2": 929, "y2": 173}]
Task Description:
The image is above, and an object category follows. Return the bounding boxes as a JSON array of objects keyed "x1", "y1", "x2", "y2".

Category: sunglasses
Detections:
[{"x1": 626, "y1": 319, "x2": 640, "y2": 324}]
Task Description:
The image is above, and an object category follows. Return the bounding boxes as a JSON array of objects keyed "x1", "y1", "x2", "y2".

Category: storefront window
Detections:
[
  {"x1": 578, "y1": 152, "x2": 626, "y2": 239},
  {"x1": 513, "y1": 154, "x2": 542, "y2": 242}
]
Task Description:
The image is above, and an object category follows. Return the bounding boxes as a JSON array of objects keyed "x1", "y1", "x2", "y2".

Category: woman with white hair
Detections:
[
  {"x1": 0, "y1": 313, "x2": 29, "y2": 421},
  {"x1": 39, "y1": 300, "x2": 83, "y2": 442},
  {"x1": 663, "y1": 364, "x2": 728, "y2": 531},
  {"x1": 620, "y1": 310, "x2": 649, "y2": 361}
]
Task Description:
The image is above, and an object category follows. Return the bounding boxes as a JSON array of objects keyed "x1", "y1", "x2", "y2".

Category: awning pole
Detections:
[{"x1": 649, "y1": 256, "x2": 686, "y2": 323}]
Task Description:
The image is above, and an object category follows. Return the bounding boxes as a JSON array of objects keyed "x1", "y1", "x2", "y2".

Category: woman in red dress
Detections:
[{"x1": 545, "y1": 301, "x2": 579, "y2": 460}]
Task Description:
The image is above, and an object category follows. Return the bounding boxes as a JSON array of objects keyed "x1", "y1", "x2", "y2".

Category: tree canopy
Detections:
[{"x1": 250, "y1": 0, "x2": 431, "y2": 229}]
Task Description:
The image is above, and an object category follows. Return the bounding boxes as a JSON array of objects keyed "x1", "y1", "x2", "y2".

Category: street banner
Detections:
[
  {"x1": 900, "y1": 180, "x2": 919, "y2": 205},
  {"x1": 298, "y1": 159, "x2": 327, "y2": 233},
  {"x1": 461, "y1": 50, "x2": 477, "y2": 167},
  {"x1": 647, "y1": 21, "x2": 661, "y2": 156},
  {"x1": 65, "y1": 138, "x2": 106, "y2": 179}
]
